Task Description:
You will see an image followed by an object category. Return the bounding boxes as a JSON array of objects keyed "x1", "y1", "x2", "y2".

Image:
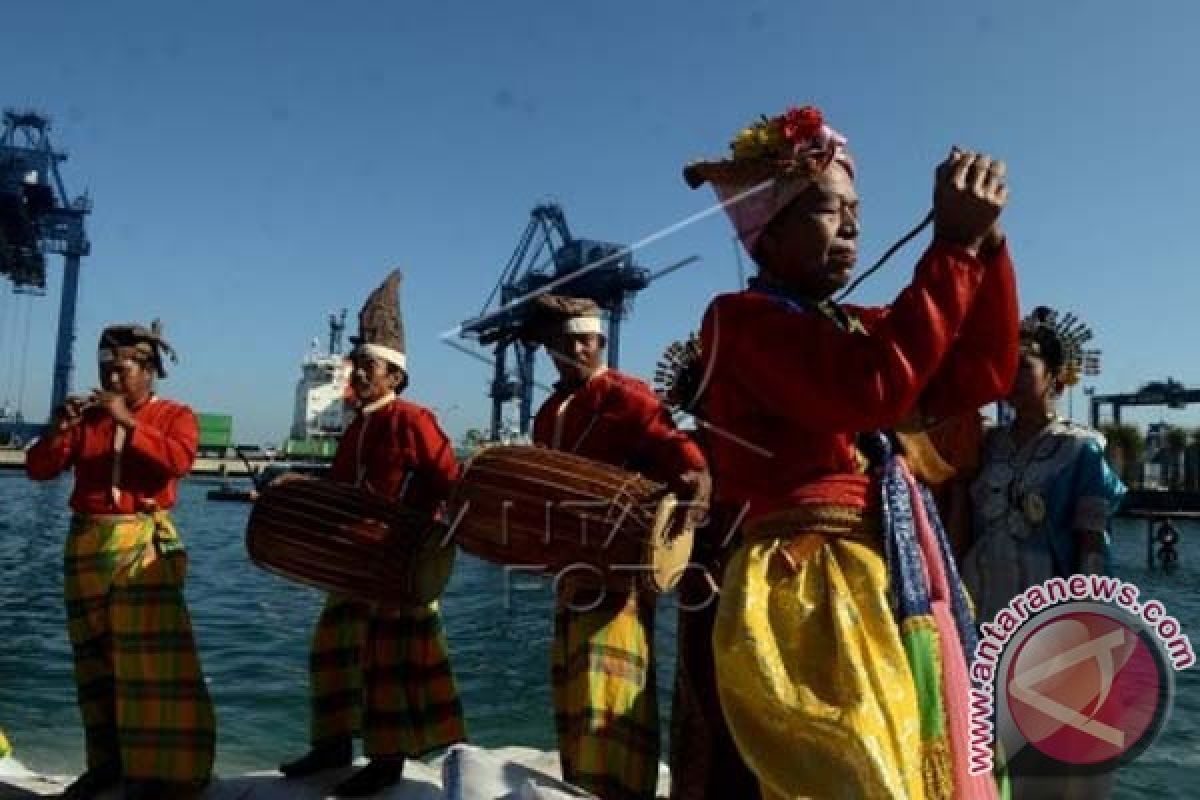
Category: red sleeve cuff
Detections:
[
  {"x1": 25, "y1": 432, "x2": 76, "y2": 478},
  {"x1": 928, "y1": 239, "x2": 987, "y2": 272}
]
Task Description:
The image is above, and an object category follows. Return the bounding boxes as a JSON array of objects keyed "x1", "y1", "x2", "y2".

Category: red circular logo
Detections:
[{"x1": 1005, "y1": 610, "x2": 1168, "y2": 767}]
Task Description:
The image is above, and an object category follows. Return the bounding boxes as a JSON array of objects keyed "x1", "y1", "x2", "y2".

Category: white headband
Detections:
[
  {"x1": 358, "y1": 343, "x2": 408, "y2": 371},
  {"x1": 564, "y1": 316, "x2": 605, "y2": 335}
]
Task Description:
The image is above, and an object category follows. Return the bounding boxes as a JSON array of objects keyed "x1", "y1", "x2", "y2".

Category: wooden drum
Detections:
[
  {"x1": 246, "y1": 477, "x2": 454, "y2": 606},
  {"x1": 448, "y1": 445, "x2": 694, "y2": 592}
]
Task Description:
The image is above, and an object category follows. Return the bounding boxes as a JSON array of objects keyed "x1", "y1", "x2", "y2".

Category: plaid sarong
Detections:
[
  {"x1": 552, "y1": 587, "x2": 659, "y2": 800},
  {"x1": 309, "y1": 595, "x2": 466, "y2": 758},
  {"x1": 64, "y1": 512, "x2": 215, "y2": 784}
]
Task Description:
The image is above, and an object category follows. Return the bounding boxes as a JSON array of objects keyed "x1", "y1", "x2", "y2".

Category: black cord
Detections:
[{"x1": 837, "y1": 210, "x2": 934, "y2": 302}]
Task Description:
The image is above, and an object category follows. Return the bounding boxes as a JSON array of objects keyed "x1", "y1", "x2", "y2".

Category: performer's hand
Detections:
[
  {"x1": 50, "y1": 396, "x2": 88, "y2": 434},
  {"x1": 933, "y1": 147, "x2": 1008, "y2": 256},
  {"x1": 90, "y1": 390, "x2": 137, "y2": 430}
]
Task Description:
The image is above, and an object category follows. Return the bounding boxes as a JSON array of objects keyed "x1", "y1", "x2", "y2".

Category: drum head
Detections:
[
  {"x1": 646, "y1": 493, "x2": 694, "y2": 592},
  {"x1": 406, "y1": 530, "x2": 457, "y2": 605}
]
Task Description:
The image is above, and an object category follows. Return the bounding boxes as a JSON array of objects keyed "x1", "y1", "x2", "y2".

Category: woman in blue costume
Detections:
[
  {"x1": 961, "y1": 306, "x2": 1126, "y2": 800},
  {"x1": 962, "y1": 306, "x2": 1126, "y2": 620}
]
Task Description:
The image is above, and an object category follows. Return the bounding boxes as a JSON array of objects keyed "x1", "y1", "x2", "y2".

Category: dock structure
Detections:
[
  {"x1": 1090, "y1": 379, "x2": 1200, "y2": 428},
  {"x1": 0, "y1": 449, "x2": 292, "y2": 477},
  {"x1": 1116, "y1": 511, "x2": 1197, "y2": 573}
]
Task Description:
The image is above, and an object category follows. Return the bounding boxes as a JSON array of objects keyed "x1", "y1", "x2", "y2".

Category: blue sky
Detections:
[{"x1": 1, "y1": 0, "x2": 1197, "y2": 442}]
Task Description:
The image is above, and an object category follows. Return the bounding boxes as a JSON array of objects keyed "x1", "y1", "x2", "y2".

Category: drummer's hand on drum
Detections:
[
  {"x1": 268, "y1": 472, "x2": 305, "y2": 487},
  {"x1": 671, "y1": 469, "x2": 712, "y2": 537}
]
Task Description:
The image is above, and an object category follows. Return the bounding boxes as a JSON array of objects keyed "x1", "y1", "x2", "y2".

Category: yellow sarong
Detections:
[
  {"x1": 552, "y1": 587, "x2": 659, "y2": 800},
  {"x1": 713, "y1": 508, "x2": 926, "y2": 800},
  {"x1": 64, "y1": 512, "x2": 215, "y2": 784}
]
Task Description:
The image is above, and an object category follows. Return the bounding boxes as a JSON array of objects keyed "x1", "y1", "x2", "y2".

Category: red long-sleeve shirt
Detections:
[
  {"x1": 25, "y1": 396, "x2": 198, "y2": 514},
  {"x1": 532, "y1": 368, "x2": 707, "y2": 487},
  {"x1": 330, "y1": 395, "x2": 460, "y2": 514},
  {"x1": 912, "y1": 242, "x2": 1019, "y2": 419},
  {"x1": 699, "y1": 241, "x2": 1018, "y2": 523}
]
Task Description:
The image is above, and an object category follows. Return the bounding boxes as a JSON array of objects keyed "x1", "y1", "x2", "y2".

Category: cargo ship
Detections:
[{"x1": 282, "y1": 310, "x2": 351, "y2": 461}]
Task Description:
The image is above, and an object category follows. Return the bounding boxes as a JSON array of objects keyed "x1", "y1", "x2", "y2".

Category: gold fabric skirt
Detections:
[{"x1": 713, "y1": 504, "x2": 927, "y2": 800}]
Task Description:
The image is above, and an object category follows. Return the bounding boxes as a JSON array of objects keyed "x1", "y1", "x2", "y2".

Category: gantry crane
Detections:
[
  {"x1": 460, "y1": 204, "x2": 651, "y2": 439},
  {"x1": 0, "y1": 109, "x2": 91, "y2": 421}
]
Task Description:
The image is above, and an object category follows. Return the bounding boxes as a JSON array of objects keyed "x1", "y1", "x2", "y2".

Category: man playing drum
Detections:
[
  {"x1": 526, "y1": 294, "x2": 711, "y2": 800},
  {"x1": 280, "y1": 270, "x2": 467, "y2": 798},
  {"x1": 25, "y1": 322, "x2": 216, "y2": 800}
]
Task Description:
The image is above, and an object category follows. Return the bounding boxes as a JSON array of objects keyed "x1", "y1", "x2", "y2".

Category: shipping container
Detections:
[
  {"x1": 283, "y1": 437, "x2": 339, "y2": 459},
  {"x1": 197, "y1": 412, "x2": 234, "y2": 453}
]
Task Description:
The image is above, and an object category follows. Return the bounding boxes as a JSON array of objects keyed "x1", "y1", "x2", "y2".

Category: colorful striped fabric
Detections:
[
  {"x1": 879, "y1": 445, "x2": 1002, "y2": 800},
  {"x1": 63, "y1": 512, "x2": 215, "y2": 784},
  {"x1": 552, "y1": 587, "x2": 659, "y2": 800},
  {"x1": 309, "y1": 595, "x2": 466, "y2": 758}
]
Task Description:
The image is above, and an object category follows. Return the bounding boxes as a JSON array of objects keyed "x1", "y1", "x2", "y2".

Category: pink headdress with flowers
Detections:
[{"x1": 683, "y1": 106, "x2": 854, "y2": 256}]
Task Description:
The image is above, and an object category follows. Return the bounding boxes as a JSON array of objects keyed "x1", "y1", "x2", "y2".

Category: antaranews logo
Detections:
[{"x1": 968, "y1": 574, "x2": 1194, "y2": 776}]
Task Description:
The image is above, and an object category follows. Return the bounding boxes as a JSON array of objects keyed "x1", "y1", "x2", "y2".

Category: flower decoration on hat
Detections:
[
  {"x1": 682, "y1": 104, "x2": 855, "y2": 256},
  {"x1": 684, "y1": 105, "x2": 853, "y2": 190}
]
